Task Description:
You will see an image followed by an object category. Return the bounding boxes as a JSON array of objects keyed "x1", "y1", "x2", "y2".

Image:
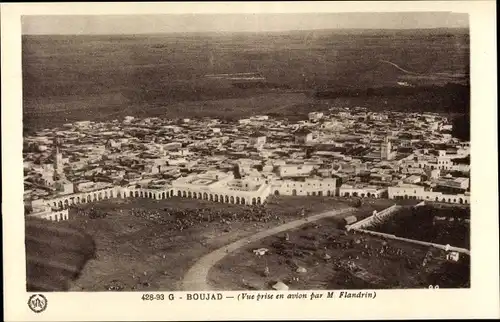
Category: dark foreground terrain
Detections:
[
  {"x1": 370, "y1": 205, "x2": 470, "y2": 249},
  {"x1": 26, "y1": 196, "x2": 408, "y2": 291},
  {"x1": 23, "y1": 29, "x2": 469, "y2": 131},
  {"x1": 211, "y1": 215, "x2": 470, "y2": 290}
]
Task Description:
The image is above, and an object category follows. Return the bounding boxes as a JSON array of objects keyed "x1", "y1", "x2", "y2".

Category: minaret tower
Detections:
[
  {"x1": 53, "y1": 136, "x2": 65, "y2": 181},
  {"x1": 380, "y1": 136, "x2": 393, "y2": 161}
]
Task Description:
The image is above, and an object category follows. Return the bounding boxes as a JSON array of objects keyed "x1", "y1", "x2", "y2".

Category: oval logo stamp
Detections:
[{"x1": 28, "y1": 294, "x2": 47, "y2": 313}]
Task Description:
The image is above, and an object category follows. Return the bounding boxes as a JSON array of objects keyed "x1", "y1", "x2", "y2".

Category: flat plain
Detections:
[{"x1": 23, "y1": 29, "x2": 469, "y2": 131}]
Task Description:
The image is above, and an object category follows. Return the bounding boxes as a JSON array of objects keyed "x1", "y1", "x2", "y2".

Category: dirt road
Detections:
[{"x1": 182, "y1": 207, "x2": 355, "y2": 291}]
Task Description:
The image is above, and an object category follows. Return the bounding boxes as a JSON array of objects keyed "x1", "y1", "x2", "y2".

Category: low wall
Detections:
[
  {"x1": 27, "y1": 209, "x2": 69, "y2": 222},
  {"x1": 351, "y1": 228, "x2": 470, "y2": 255},
  {"x1": 347, "y1": 204, "x2": 401, "y2": 230},
  {"x1": 414, "y1": 201, "x2": 426, "y2": 207}
]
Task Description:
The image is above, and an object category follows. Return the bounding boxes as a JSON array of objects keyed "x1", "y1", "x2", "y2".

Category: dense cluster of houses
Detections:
[{"x1": 23, "y1": 107, "x2": 470, "y2": 221}]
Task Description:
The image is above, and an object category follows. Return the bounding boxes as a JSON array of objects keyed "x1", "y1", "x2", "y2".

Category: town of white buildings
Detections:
[{"x1": 23, "y1": 106, "x2": 470, "y2": 222}]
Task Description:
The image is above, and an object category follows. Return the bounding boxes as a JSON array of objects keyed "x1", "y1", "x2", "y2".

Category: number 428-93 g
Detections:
[{"x1": 141, "y1": 293, "x2": 175, "y2": 301}]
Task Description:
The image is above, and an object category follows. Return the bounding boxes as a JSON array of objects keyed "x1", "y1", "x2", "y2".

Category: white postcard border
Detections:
[{"x1": 2, "y1": 1, "x2": 498, "y2": 321}]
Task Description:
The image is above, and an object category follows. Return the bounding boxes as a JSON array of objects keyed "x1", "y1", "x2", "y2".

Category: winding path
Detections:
[
  {"x1": 379, "y1": 60, "x2": 422, "y2": 75},
  {"x1": 182, "y1": 207, "x2": 355, "y2": 291}
]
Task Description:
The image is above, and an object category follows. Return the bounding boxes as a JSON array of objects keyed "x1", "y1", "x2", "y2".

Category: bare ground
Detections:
[
  {"x1": 208, "y1": 206, "x2": 470, "y2": 291},
  {"x1": 65, "y1": 196, "x2": 392, "y2": 291}
]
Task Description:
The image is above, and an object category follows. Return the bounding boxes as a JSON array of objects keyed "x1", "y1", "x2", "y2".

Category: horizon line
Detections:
[{"x1": 22, "y1": 26, "x2": 470, "y2": 36}]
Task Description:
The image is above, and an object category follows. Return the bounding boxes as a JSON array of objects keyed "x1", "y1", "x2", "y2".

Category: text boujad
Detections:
[
  {"x1": 186, "y1": 293, "x2": 224, "y2": 300},
  {"x1": 138, "y1": 291, "x2": 378, "y2": 301}
]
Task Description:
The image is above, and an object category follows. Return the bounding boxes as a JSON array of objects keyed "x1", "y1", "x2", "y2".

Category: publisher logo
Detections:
[{"x1": 28, "y1": 294, "x2": 47, "y2": 313}]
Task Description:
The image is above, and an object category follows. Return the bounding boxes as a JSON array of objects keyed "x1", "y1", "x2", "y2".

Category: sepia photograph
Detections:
[
  {"x1": 22, "y1": 10, "x2": 472, "y2": 293},
  {"x1": 2, "y1": 1, "x2": 498, "y2": 321}
]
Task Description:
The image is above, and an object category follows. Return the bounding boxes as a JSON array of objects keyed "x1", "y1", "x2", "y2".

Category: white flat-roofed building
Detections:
[
  {"x1": 106, "y1": 139, "x2": 121, "y2": 149},
  {"x1": 338, "y1": 111, "x2": 351, "y2": 119},
  {"x1": 237, "y1": 159, "x2": 260, "y2": 176},
  {"x1": 369, "y1": 113, "x2": 388, "y2": 121},
  {"x1": 277, "y1": 164, "x2": 315, "y2": 178},
  {"x1": 75, "y1": 120, "x2": 92, "y2": 128},
  {"x1": 436, "y1": 177, "x2": 470, "y2": 190},
  {"x1": 251, "y1": 115, "x2": 269, "y2": 121},
  {"x1": 339, "y1": 184, "x2": 386, "y2": 198},
  {"x1": 172, "y1": 170, "x2": 271, "y2": 205},
  {"x1": 249, "y1": 132, "x2": 266, "y2": 149},
  {"x1": 273, "y1": 178, "x2": 337, "y2": 197},
  {"x1": 404, "y1": 175, "x2": 422, "y2": 184},
  {"x1": 388, "y1": 184, "x2": 469, "y2": 204},
  {"x1": 76, "y1": 181, "x2": 96, "y2": 192},
  {"x1": 294, "y1": 128, "x2": 313, "y2": 144},
  {"x1": 437, "y1": 156, "x2": 453, "y2": 170},
  {"x1": 308, "y1": 112, "x2": 324, "y2": 122},
  {"x1": 55, "y1": 180, "x2": 74, "y2": 195},
  {"x1": 428, "y1": 169, "x2": 441, "y2": 179},
  {"x1": 166, "y1": 157, "x2": 187, "y2": 166},
  {"x1": 124, "y1": 116, "x2": 135, "y2": 124},
  {"x1": 320, "y1": 120, "x2": 345, "y2": 131},
  {"x1": 164, "y1": 142, "x2": 183, "y2": 150},
  {"x1": 387, "y1": 184, "x2": 425, "y2": 198},
  {"x1": 239, "y1": 118, "x2": 251, "y2": 125}
]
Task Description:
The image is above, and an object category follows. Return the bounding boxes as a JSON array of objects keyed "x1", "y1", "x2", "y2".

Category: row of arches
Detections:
[
  {"x1": 393, "y1": 194, "x2": 468, "y2": 204},
  {"x1": 278, "y1": 190, "x2": 336, "y2": 197},
  {"x1": 412, "y1": 163, "x2": 461, "y2": 171},
  {"x1": 47, "y1": 188, "x2": 177, "y2": 211},
  {"x1": 174, "y1": 190, "x2": 264, "y2": 205},
  {"x1": 47, "y1": 211, "x2": 69, "y2": 222},
  {"x1": 30, "y1": 210, "x2": 69, "y2": 222},
  {"x1": 49, "y1": 188, "x2": 119, "y2": 210},
  {"x1": 44, "y1": 185, "x2": 268, "y2": 212},
  {"x1": 342, "y1": 192, "x2": 380, "y2": 198},
  {"x1": 127, "y1": 189, "x2": 173, "y2": 200}
]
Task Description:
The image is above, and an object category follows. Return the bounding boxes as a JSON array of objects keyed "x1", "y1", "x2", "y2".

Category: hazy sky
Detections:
[{"x1": 22, "y1": 12, "x2": 468, "y2": 35}]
